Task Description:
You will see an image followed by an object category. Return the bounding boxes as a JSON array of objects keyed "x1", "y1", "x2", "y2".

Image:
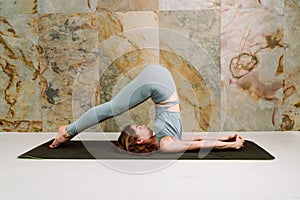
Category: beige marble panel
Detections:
[
  {"x1": 160, "y1": 51, "x2": 212, "y2": 132},
  {"x1": 38, "y1": 0, "x2": 97, "y2": 14},
  {"x1": 222, "y1": 0, "x2": 284, "y2": 14},
  {"x1": 98, "y1": 0, "x2": 158, "y2": 11},
  {"x1": 222, "y1": 8, "x2": 284, "y2": 131},
  {"x1": 159, "y1": 0, "x2": 220, "y2": 10},
  {"x1": 0, "y1": 0, "x2": 37, "y2": 15},
  {"x1": 159, "y1": 10, "x2": 221, "y2": 131},
  {"x1": 97, "y1": 11, "x2": 159, "y2": 72},
  {"x1": 97, "y1": 11, "x2": 159, "y2": 132},
  {"x1": 285, "y1": 0, "x2": 300, "y2": 7},
  {"x1": 223, "y1": 0, "x2": 284, "y2": 7},
  {"x1": 0, "y1": 15, "x2": 41, "y2": 131},
  {"x1": 159, "y1": 10, "x2": 220, "y2": 67},
  {"x1": 39, "y1": 13, "x2": 99, "y2": 132},
  {"x1": 281, "y1": 8, "x2": 300, "y2": 130}
]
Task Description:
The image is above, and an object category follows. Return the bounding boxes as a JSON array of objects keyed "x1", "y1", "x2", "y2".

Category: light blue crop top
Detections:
[{"x1": 154, "y1": 100, "x2": 182, "y2": 144}]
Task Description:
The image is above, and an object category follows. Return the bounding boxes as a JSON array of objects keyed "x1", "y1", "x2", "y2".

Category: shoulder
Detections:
[{"x1": 159, "y1": 136, "x2": 176, "y2": 148}]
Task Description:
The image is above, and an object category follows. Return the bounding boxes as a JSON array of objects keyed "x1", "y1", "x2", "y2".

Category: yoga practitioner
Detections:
[{"x1": 49, "y1": 65, "x2": 245, "y2": 153}]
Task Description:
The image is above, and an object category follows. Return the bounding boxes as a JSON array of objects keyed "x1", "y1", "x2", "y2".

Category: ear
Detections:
[{"x1": 136, "y1": 139, "x2": 144, "y2": 145}]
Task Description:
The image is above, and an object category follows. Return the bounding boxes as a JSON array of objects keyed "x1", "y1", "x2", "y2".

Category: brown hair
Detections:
[{"x1": 117, "y1": 125, "x2": 158, "y2": 154}]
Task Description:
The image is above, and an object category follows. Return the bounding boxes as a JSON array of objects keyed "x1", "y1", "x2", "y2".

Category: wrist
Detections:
[
  {"x1": 229, "y1": 142, "x2": 236, "y2": 149},
  {"x1": 215, "y1": 141, "x2": 235, "y2": 149}
]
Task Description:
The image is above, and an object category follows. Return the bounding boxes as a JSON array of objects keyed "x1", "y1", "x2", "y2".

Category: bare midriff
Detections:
[{"x1": 155, "y1": 93, "x2": 180, "y2": 112}]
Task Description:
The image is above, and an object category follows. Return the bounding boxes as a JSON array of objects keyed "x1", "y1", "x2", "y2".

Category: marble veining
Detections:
[
  {"x1": 98, "y1": 0, "x2": 158, "y2": 12},
  {"x1": 38, "y1": 13, "x2": 99, "y2": 131},
  {"x1": 0, "y1": 1, "x2": 300, "y2": 132},
  {"x1": 222, "y1": 8, "x2": 284, "y2": 131},
  {"x1": 0, "y1": 0, "x2": 37, "y2": 15},
  {"x1": 159, "y1": 0, "x2": 220, "y2": 10},
  {"x1": 222, "y1": 0, "x2": 284, "y2": 14},
  {"x1": 285, "y1": 0, "x2": 300, "y2": 7},
  {"x1": 0, "y1": 15, "x2": 41, "y2": 131},
  {"x1": 38, "y1": 0, "x2": 98, "y2": 14},
  {"x1": 281, "y1": 8, "x2": 300, "y2": 130},
  {"x1": 159, "y1": 10, "x2": 221, "y2": 131},
  {"x1": 97, "y1": 11, "x2": 159, "y2": 131}
]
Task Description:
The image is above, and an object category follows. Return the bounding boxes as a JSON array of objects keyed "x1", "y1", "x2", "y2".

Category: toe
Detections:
[{"x1": 49, "y1": 139, "x2": 58, "y2": 148}]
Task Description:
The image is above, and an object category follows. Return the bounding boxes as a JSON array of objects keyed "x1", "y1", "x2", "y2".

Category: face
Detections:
[{"x1": 131, "y1": 124, "x2": 154, "y2": 140}]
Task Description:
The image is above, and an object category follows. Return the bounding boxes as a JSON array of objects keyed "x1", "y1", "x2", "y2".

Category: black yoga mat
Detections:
[{"x1": 18, "y1": 140, "x2": 274, "y2": 160}]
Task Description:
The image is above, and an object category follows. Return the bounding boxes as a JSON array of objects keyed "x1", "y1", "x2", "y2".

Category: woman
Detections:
[{"x1": 49, "y1": 65, "x2": 245, "y2": 153}]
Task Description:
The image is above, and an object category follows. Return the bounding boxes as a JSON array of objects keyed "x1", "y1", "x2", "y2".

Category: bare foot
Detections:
[{"x1": 49, "y1": 125, "x2": 73, "y2": 148}]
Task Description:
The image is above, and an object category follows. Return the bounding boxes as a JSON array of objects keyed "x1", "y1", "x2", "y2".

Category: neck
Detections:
[{"x1": 148, "y1": 135, "x2": 159, "y2": 148}]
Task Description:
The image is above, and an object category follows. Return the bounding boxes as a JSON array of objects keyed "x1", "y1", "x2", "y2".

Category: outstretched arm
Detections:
[
  {"x1": 182, "y1": 133, "x2": 242, "y2": 142},
  {"x1": 159, "y1": 135, "x2": 245, "y2": 153}
]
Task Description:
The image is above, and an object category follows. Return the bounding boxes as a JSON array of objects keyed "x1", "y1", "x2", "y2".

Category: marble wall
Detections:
[{"x1": 0, "y1": 0, "x2": 299, "y2": 132}]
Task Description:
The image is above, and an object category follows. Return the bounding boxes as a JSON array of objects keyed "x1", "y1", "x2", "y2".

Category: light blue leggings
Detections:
[{"x1": 67, "y1": 65, "x2": 178, "y2": 136}]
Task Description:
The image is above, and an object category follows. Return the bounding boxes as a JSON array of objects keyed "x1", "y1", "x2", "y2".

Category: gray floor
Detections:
[{"x1": 0, "y1": 131, "x2": 299, "y2": 200}]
